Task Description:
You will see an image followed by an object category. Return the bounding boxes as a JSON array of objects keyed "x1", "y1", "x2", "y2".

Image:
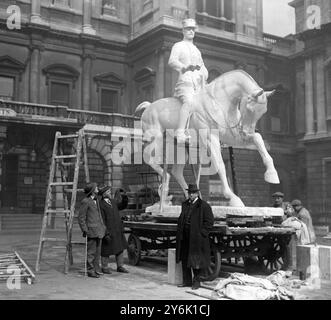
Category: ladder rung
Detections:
[
  {"x1": 57, "y1": 134, "x2": 79, "y2": 139},
  {"x1": 55, "y1": 155, "x2": 77, "y2": 160},
  {"x1": 50, "y1": 182, "x2": 74, "y2": 186},
  {"x1": 60, "y1": 162, "x2": 76, "y2": 167},
  {"x1": 42, "y1": 238, "x2": 67, "y2": 243},
  {"x1": 71, "y1": 241, "x2": 86, "y2": 245},
  {"x1": 64, "y1": 188, "x2": 84, "y2": 193},
  {"x1": 46, "y1": 210, "x2": 71, "y2": 214}
]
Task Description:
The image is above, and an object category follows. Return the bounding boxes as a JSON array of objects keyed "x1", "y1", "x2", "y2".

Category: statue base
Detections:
[{"x1": 145, "y1": 204, "x2": 284, "y2": 219}]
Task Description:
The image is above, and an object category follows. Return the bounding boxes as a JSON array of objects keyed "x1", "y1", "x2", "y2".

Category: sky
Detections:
[{"x1": 263, "y1": 0, "x2": 296, "y2": 36}]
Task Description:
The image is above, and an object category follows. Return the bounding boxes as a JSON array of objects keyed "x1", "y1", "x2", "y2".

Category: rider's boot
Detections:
[{"x1": 176, "y1": 103, "x2": 191, "y2": 144}]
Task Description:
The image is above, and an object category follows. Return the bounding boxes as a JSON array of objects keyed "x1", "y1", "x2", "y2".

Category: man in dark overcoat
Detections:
[
  {"x1": 98, "y1": 185, "x2": 129, "y2": 274},
  {"x1": 78, "y1": 182, "x2": 106, "y2": 278},
  {"x1": 176, "y1": 184, "x2": 214, "y2": 290}
]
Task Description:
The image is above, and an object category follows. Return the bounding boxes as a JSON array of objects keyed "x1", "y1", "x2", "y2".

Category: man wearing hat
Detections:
[
  {"x1": 176, "y1": 184, "x2": 214, "y2": 290},
  {"x1": 291, "y1": 199, "x2": 316, "y2": 244},
  {"x1": 98, "y1": 185, "x2": 129, "y2": 274},
  {"x1": 78, "y1": 182, "x2": 106, "y2": 278},
  {"x1": 168, "y1": 18, "x2": 208, "y2": 143},
  {"x1": 272, "y1": 191, "x2": 294, "y2": 220}
]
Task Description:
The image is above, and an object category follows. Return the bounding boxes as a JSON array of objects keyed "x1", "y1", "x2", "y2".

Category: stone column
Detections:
[
  {"x1": 316, "y1": 55, "x2": 327, "y2": 135},
  {"x1": 82, "y1": 0, "x2": 96, "y2": 35},
  {"x1": 30, "y1": 0, "x2": 41, "y2": 23},
  {"x1": 31, "y1": 0, "x2": 48, "y2": 25},
  {"x1": 304, "y1": 58, "x2": 314, "y2": 136},
  {"x1": 29, "y1": 45, "x2": 41, "y2": 103},
  {"x1": 82, "y1": 53, "x2": 92, "y2": 110}
]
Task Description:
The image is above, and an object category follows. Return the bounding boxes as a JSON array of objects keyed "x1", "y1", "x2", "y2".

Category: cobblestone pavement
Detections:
[{"x1": 0, "y1": 230, "x2": 331, "y2": 300}]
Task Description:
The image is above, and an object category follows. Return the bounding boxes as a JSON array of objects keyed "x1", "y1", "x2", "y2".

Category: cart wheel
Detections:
[
  {"x1": 258, "y1": 240, "x2": 286, "y2": 274},
  {"x1": 205, "y1": 246, "x2": 221, "y2": 281},
  {"x1": 127, "y1": 234, "x2": 141, "y2": 266}
]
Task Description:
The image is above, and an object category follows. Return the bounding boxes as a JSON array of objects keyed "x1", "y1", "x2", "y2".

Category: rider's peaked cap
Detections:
[{"x1": 182, "y1": 18, "x2": 197, "y2": 29}]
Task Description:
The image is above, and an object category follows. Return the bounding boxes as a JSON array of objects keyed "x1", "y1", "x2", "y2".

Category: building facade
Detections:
[{"x1": 0, "y1": 0, "x2": 327, "y2": 225}]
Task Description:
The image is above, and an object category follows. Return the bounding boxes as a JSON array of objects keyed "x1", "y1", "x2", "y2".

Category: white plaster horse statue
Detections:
[{"x1": 135, "y1": 70, "x2": 278, "y2": 207}]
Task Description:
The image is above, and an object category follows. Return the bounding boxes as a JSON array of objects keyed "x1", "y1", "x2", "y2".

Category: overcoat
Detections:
[
  {"x1": 100, "y1": 194, "x2": 128, "y2": 256},
  {"x1": 78, "y1": 197, "x2": 106, "y2": 239},
  {"x1": 297, "y1": 207, "x2": 316, "y2": 243},
  {"x1": 176, "y1": 198, "x2": 214, "y2": 269}
]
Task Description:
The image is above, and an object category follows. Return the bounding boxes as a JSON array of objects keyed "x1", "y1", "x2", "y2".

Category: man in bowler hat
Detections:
[
  {"x1": 176, "y1": 184, "x2": 214, "y2": 290},
  {"x1": 99, "y1": 185, "x2": 129, "y2": 274},
  {"x1": 78, "y1": 182, "x2": 106, "y2": 278}
]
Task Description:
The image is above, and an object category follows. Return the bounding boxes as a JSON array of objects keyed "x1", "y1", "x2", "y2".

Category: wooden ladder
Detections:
[{"x1": 35, "y1": 129, "x2": 90, "y2": 274}]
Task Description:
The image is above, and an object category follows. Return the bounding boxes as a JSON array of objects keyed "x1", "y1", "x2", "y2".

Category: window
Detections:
[
  {"x1": 196, "y1": 0, "x2": 233, "y2": 20},
  {"x1": 100, "y1": 88, "x2": 119, "y2": 113},
  {"x1": 0, "y1": 76, "x2": 14, "y2": 100},
  {"x1": 43, "y1": 64, "x2": 79, "y2": 108},
  {"x1": 327, "y1": 68, "x2": 331, "y2": 118},
  {"x1": 50, "y1": 81, "x2": 70, "y2": 106},
  {"x1": 94, "y1": 72, "x2": 125, "y2": 113},
  {"x1": 0, "y1": 56, "x2": 25, "y2": 101},
  {"x1": 51, "y1": 0, "x2": 72, "y2": 8},
  {"x1": 142, "y1": 0, "x2": 153, "y2": 13},
  {"x1": 102, "y1": 0, "x2": 118, "y2": 16},
  {"x1": 134, "y1": 67, "x2": 155, "y2": 105},
  {"x1": 266, "y1": 85, "x2": 290, "y2": 134}
]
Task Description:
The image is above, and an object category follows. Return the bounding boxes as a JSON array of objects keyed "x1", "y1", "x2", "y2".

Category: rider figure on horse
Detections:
[{"x1": 168, "y1": 18, "x2": 209, "y2": 143}]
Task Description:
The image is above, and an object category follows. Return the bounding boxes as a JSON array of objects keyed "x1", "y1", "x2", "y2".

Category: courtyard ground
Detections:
[{"x1": 1, "y1": 229, "x2": 331, "y2": 300}]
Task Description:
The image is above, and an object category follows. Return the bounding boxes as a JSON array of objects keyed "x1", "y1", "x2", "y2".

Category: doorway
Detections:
[{"x1": 1, "y1": 154, "x2": 18, "y2": 207}]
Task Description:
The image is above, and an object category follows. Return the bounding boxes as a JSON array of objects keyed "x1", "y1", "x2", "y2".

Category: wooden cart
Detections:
[{"x1": 124, "y1": 220, "x2": 295, "y2": 280}]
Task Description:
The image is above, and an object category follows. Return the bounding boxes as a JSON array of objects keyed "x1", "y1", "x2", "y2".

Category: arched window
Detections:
[{"x1": 43, "y1": 64, "x2": 79, "y2": 107}]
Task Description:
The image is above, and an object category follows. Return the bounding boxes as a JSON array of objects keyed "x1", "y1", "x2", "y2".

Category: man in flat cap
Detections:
[
  {"x1": 291, "y1": 199, "x2": 316, "y2": 244},
  {"x1": 78, "y1": 182, "x2": 106, "y2": 278},
  {"x1": 168, "y1": 18, "x2": 209, "y2": 143},
  {"x1": 176, "y1": 184, "x2": 214, "y2": 290},
  {"x1": 99, "y1": 185, "x2": 129, "y2": 274},
  {"x1": 272, "y1": 191, "x2": 294, "y2": 220}
]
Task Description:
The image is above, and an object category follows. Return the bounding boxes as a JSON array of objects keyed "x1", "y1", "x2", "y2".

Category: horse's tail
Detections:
[{"x1": 134, "y1": 101, "x2": 151, "y2": 115}]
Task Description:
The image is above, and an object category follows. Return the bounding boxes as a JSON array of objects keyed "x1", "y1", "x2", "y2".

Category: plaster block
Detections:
[
  {"x1": 297, "y1": 245, "x2": 320, "y2": 283},
  {"x1": 167, "y1": 248, "x2": 182, "y2": 285},
  {"x1": 319, "y1": 245, "x2": 331, "y2": 280}
]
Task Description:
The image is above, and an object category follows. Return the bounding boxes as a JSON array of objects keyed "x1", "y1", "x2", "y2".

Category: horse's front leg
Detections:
[
  {"x1": 209, "y1": 134, "x2": 245, "y2": 207},
  {"x1": 249, "y1": 132, "x2": 280, "y2": 184}
]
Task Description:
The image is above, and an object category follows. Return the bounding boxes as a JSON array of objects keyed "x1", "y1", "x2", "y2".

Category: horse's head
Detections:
[{"x1": 240, "y1": 89, "x2": 275, "y2": 135}]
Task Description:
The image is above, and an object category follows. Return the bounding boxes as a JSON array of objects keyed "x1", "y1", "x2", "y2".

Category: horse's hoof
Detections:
[
  {"x1": 229, "y1": 197, "x2": 245, "y2": 207},
  {"x1": 264, "y1": 170, "x2": 280, "y2": 184}
]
